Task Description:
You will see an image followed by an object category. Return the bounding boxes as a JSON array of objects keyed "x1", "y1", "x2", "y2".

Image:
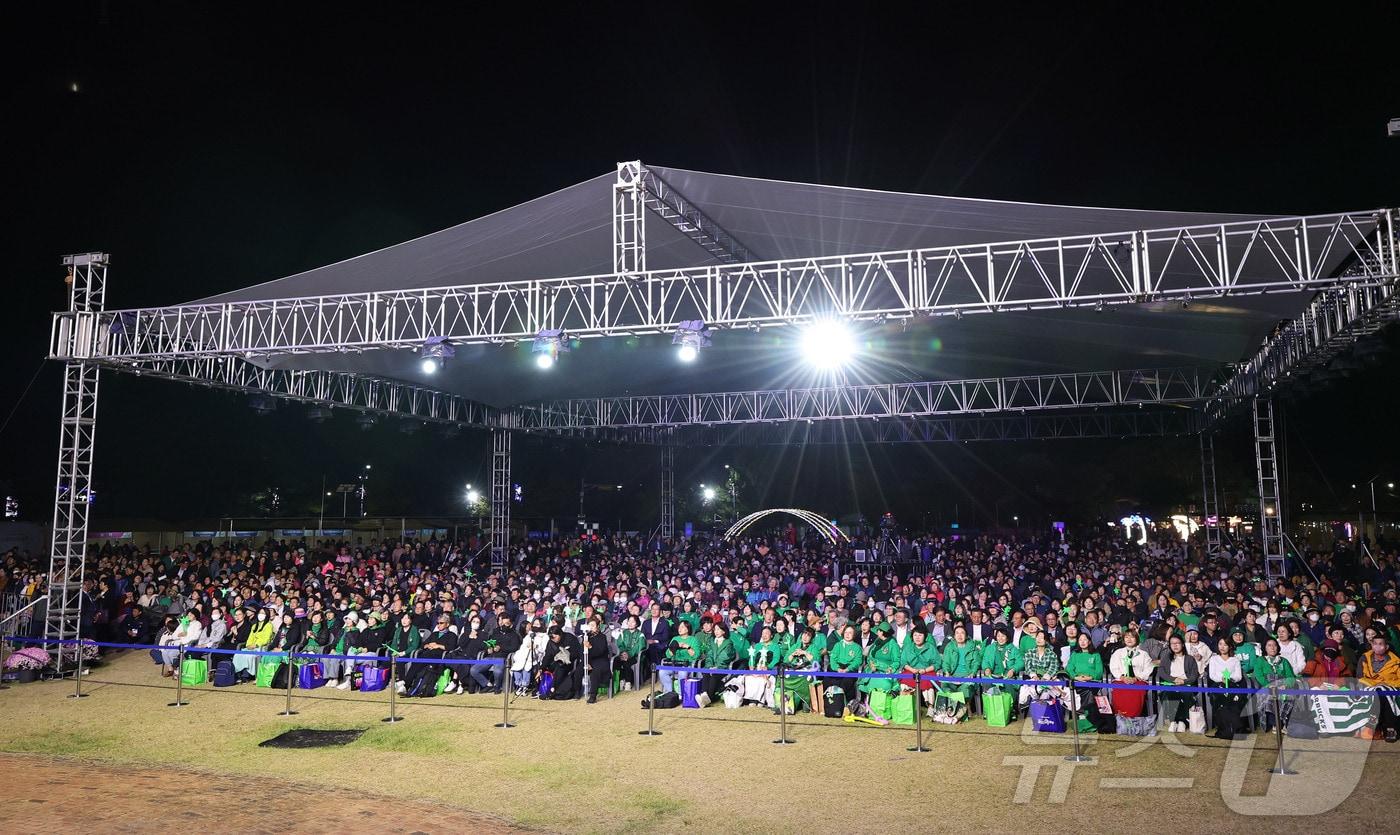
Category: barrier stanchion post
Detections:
[
  {"x1": 495, "y1": 661, "x2": 514, "y2": 729},
  {"x1": 278, "y1": 652, "x2": 298, "y2": 717},
  {"x1": 0, "y1": 637, "x2": 9, "y2": 691},
  {"x1": 773, "y1": 664, "x2": 793, "y2": 745},
  {"x1": 1266, "y1": 682, "x2": 1296, "y2": 775},
  {"x1": 907, "y1": 672, "x2": 929, "y2": 753},
  {"x1": 68, "y1": 640, "x2": 88, "y2": 699},
  {"x1": 638, "y1": 666, "x2": 661, "y2": 736},
  {"x1": 382, "y1": 654, "x2": 401, "y2": 724},
  {"x1": 1065, "y1": 679, "x2": 1089, "y2": 762},
  {"x1": 167, "y1": 645, "x2": 188, "y2": 707}
]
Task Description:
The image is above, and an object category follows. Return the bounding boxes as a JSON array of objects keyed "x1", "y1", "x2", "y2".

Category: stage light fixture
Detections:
[
  {"x1": 801, "y1": 319, "x2": 856, "y2": 369},
  {"x1": 417, "y1": 338, "x2": 455, "y2": 375},
  {"x1": 532, "y1": 329, "x2": 569, "y2": 370},
  {"x1": 672, "y1": 320, "x2": 712, "y2": 363}
]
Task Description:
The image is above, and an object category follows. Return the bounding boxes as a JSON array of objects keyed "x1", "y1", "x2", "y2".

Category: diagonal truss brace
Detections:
[{"x1": 636, "y1": 163, "x2": 754, "y2": 263}]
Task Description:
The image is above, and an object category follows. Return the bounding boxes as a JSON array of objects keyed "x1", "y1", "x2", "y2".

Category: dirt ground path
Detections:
[{"x1": 0, "y1": 753, "x2": 531, "y2": 834}]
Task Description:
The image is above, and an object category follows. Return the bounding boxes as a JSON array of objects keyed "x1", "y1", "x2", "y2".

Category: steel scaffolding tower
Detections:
[
  {"x1": 46, "y1": 253, "x2": 108, "y2": 673},
  {"x1": 1252, "y1": 397, "x2": 1286, "y2": 582},
  {"x1": 1199, "y1": 432, "x2": 1222, "y2": 556},
  {"x1": 489, "y1": 428, "x2": 511, "y2": 570},
  {"x1": 613, "y1": 161, "x2": 646, "y2": 274},
  {"x1": 659, "y1": 439, "x2": 675, "y2": 540}
]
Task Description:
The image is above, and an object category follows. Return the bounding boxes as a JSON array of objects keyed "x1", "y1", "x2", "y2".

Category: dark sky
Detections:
[{"x1": 2, "y1": 3, "x2": 1397, "y2": 531}]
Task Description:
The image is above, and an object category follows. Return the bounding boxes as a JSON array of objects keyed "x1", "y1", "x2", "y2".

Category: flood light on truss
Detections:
[
  {"x1": 418, "y1": 337, "x2": 455, "y2": 375},
  {"x1": 801, "y1": 319, "x2": 856, "y2": 369},
  {"x1": 532, "y1": 329, "x2": 569, "y2": 370},
  {"x1": 672, "y1": 320, "x2": 712, "y2": 363}
]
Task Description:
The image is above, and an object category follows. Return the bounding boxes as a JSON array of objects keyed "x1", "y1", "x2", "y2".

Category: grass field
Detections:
[{"x1": 2, "y1": 652, "x2": 1397, "y2": 833}]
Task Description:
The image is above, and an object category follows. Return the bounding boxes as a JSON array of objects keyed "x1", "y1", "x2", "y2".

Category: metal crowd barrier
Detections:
[
  {"x1": 651, "y1": 662, "x2": 1400, "y2": 773},
  {"x1": 2, "y1": 635, "x2": 512, "y2": 727}
]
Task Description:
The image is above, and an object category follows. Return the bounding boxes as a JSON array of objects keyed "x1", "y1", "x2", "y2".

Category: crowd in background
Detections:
[{"x1": 3, "y1": 527, "x2": 1400, "y2": 737}]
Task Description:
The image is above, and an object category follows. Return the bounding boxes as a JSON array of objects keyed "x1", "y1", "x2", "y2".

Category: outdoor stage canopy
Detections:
[{"x1": 40, "y1": 161, "x2": 1399, "y2": 666}]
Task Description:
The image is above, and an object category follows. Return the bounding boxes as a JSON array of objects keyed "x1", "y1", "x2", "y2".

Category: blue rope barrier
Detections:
[
  {"x1": 653, "y1": 662, "x2": 1400, "y2": 697},
  {"x1": 3, "y1": 634, "x2": 505, "y2": 667}
]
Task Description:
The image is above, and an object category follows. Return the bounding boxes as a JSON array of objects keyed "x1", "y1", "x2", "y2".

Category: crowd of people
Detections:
[{"x1": 4, "y1": 525, "x2": 1400, "y2": 739}]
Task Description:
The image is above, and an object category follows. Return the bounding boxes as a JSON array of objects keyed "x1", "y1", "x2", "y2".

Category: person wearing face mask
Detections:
[{"x1": 234, "y1": 607, "x2": 274, "y2": 683}]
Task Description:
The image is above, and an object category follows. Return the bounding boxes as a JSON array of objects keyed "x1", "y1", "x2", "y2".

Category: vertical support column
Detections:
[
  {"x1": 1199, "y1": 432, "x2": 1222, "y2": 556},
  {"x1": 1253, "y1": 397, "x2": 1286, "y2": 582},
  {"x1": 48, "y1": 253, "x2": 109, "y2": 675},
  {"x1": 659, "y1": 436, "x2": 675, "y2": 541},
  {"x1": 490, "y1": 428, "x2": 511, "y2": 571},
  {"x1": 614, "y1": 161, "x2": 646, "y2": 275}
]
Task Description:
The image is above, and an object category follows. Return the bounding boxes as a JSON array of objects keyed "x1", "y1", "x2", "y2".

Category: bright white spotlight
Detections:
[
  {"x1": 671, "y1": 320, "x2": 711, "y2": 363},
  {"x1": 702, "y1": 486, "x2": 717, "y2": 503},
  {"x1": 801, "y1": 319, "x2": 856, "y2": 369},
  {"x1": 532, "y1": 328, "x2": 568, "y2": 370},
  {"x1": 417, "y1": 338, "x2": 453, "y2": 375},
  {"x1": 466, "y1": 489, "x2": 480, "y2": 505}
]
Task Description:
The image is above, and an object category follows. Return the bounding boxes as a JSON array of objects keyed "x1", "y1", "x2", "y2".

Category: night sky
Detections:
[{"x1": 3, "y1": 4, "x2": 1398, "y2": 532}]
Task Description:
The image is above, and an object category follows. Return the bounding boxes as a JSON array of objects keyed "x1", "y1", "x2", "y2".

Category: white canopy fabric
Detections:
[{"x1": 192, "y1": 166, "x2": 1315, "y2": 406}]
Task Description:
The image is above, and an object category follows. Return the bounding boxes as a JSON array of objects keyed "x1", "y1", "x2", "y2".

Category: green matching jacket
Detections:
[
  {"x1": 706, "y1": 636, "x2": 737, "y2": 669},
  {"x1": 749, "y1": 640, "x2": 781, "y2": 670},
  {"x1": 900, "y1": 640, "x2": 942, "y2": 674},
  {"x1": 1249, "y1": 655, "x2": 1297, "y2": 689},
  {"x1": 616, "y1": 629, "x2": 644, "y2": 659},
  {"x1": 1065, "y1": 650, "x2": 1104, "y2": 681},
  {"x1": 942, "y1": 640, "x2": 981, "y2": 678},
  {"x1": 665, "y1": 635, "x2": 701, "y2": 665},
  {"x1": 980, "y1": 642, "x2": 1023, "y2": 677},
  {"x1": 828, "y1": 639, "x2": 864, "y2": 673}
]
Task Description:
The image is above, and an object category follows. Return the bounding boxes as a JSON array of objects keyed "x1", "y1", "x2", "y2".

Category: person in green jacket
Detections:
[
  {"x1": 661, "y1": 619, "x2": 702, "y2": 694},
  {"x1": 772, "y1": 616, "x2": 796, "y2": 658},
  {"x1": 1065, "y1": 632, "x2": 1108, "y2": 733},
  {"x1": 728, "y1": 617, "x2": 751, "y2": 670},
  {"x1": 980, "y1": 626, "x2": 1023, "y2": 705},
  {"x1": 1251, "y1": 636, "x2": 1297, "y2": 733},
  {"x1": 614, "y1": 615, "x2": 645, "y2": 690},
  {"x1": 899, "y1": 624, "x2": 942, "y2": 716},
  {"x1": 784, "y1": 628, "x2": 823, "y2": 712},
  {"x1": 678, "y1": 600, "x2": 701, "y2": 638},
  {"x1": 937, "y1": 623, "x2": 980, "y2": 722},
  {"x1": 859, "y1": 622, "x2": 901, "y2": 697},
  {"x1": 749, "y1": 625, "x2": 782, "y2": 671},
  {"x1": 385, "y1": 613, "x2": 422, "y2": 659},
  {"x1": 702, "y1": 622, "x2": 737, "y2": 702},
  {"x1": 826, "y1": 623, "x2": 864, "y2": 712}
]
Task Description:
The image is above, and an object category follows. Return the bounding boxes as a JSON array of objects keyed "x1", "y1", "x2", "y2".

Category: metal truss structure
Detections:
[
  {"x1": 514, "y1": 367, "x2": 1208, "y2": 431},
  {"x1": 43, "y1": 164, "x2": 1397, "y2": 650},
  {"x1": 50, "y1": 209, "x2": 1397, "y2": 364},
  {"x1": 659, "y1": 439, "x2": 675, "y2": 540},
  {"x1": 1199, "y1": 432, "x2": 1222, "y2": 556},
  {"x1": 1252, "y1": 398, "x2": 1286, "y2": 582},
  {"x1": 636, "y1": 164, "x2": 753, "y2": 264},
  {"x1": 116, "y1": 356, "x2": 503, "y2": 428},
  {"x1": 47, "y1": 253, "x2": 107, "y2": 674},
  {"x1": 490, "y1": 428, "x2": 510, "y2": 570},
  {"x1": 678, "y1": 408, "x2": 1200, "y2": 446},
  {"x1": 1204, "y1": 225, "x2": 1399, "y2": 421}
]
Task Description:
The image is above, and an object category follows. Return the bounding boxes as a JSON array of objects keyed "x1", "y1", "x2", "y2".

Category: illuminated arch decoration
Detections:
[{"x1": 723, "y1": 508, "x2": 850, "y2": 545}]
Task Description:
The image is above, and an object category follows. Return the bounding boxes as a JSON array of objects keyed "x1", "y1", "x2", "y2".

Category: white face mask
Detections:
[
  {"x1": 1346, "y1": 604, "x2": 1357, "y2": 613},
  {"x1": 1309, "y1": 613, "x2": 1320, "y2": 622}
]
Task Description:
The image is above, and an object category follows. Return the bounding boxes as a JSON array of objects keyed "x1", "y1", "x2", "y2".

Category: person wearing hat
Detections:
[
  {"x1": 1017, "y1": 617, "x2": 1042, "y2": 655},
  {"x1": 858, "y1": 621, "x2": 902, "y2": 703},
  {"x1": 1228, "y1": 625, "x2": 1259, "y2": 669},
  {"x1": 1183, "y1": 623, "x2": 1213, "y2": 671}
]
